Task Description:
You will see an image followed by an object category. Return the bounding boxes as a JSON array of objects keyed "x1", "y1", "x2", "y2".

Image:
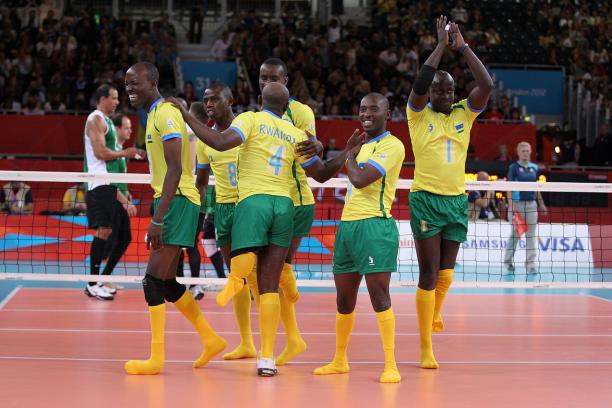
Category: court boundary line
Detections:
[
  {"x1": 0, "y1": 286, "x2": 21, "y2": 310},
  {"x1": 2, "y1": 308, "x2": 612, "y2": 319},
  {"x1": 1, "y1": 355, "x2": 611, "y2": 365},
  {"x1": 1, "y1": 327, "x2": 610, "y2": 337}
]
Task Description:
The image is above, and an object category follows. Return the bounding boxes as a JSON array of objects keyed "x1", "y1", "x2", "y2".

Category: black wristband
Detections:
[{"x1": 413, "y1": 64, "x2": 436, "y2": 95}]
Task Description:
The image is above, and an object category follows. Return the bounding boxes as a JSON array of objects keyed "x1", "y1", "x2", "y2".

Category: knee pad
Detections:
[
  {"x1": 142, "y1": 274, "x2": 165, "y2": 306},
  {"x1": 164, "y1": 278, "x2": 187, "y2": 303},
  {"x1": 230, "y1": 252, "x2": 257, "y2": 280}
]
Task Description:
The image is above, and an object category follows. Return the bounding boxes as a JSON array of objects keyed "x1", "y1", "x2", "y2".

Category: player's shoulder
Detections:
[
  {"x1": 288, "y1": 98, "x2": 313, "y2": 113},
  {"x1": 384, "y1": 133, "x2": 404, "y2": 148},
  {"x1": 156, "y1": 101, "x2": 180, "y2": 115}
]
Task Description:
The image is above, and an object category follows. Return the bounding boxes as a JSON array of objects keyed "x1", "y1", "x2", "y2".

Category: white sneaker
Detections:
[
  {"x1": 99, "y1": 282, "x2": 117, "y2": 295},
  {"x1": 84, "y1": 284, "x2": 114, "y2": 300},
  {"x1": 190, "y1": 285, "x2": 205, "y2": 300},
  {"x1": 257, "y1": 357, "x2": 277, "y2": 377}
]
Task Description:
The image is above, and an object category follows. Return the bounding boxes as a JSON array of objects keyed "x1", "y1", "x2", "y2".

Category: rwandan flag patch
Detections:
[{"x1": 455, "y1": 123, "x2": 465, "y2": 134}]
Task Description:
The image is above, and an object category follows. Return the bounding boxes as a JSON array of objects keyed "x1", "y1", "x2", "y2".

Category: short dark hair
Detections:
[
  {"x1": 189, "y1": 102, "x2": 208, "y2": 123},
  {"x1": 130, "y1": 61, "x2": 160, "y2": 84},
  {"x1": 207, "y1": 81, "x2": 233, "y2": 100},
  {"x1": 112, "y1": 113, "x2": 129, "y2": 128},
  {"x1": 261, "y1": 58, "x2": 288, "y2": 76},
  {"x1": 94, "y1": 84, "x2": 116, "y2": 103}
]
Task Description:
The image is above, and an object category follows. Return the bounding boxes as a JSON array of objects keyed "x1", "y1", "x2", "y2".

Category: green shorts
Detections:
[
  {"x1": 214, "y1": 202, "x2": 235, "y2": 247},
  {"x1": 333, "y1": 217, "x2": 399, "y2": 274},
  {"x1": 231, "y1": 194, "x2": 295, "y2": 251},
  {"x1": 409, "y1": 191, "x2": 468, "y2": 242},
  {"x1": 153, "y1": 195, "x2": 200, "y2": 247},
  {"x1": 293, "y1": 204, "x2": 315, "y2": 237}
]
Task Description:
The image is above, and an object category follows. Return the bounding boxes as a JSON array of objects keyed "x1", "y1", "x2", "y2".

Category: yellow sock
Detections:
[
  {"x1": 125, "y1": 304, "x2": 165, "y2": 375},
  {"x1": 246, "y1": 264, "x2": 260, "y2": 306},
  {"x1": 174, "y1": 290, "x2": 227, "y2": 367},
  {"x1": 433, "y1": 269, "x2": 453, "y2": 332},
  {"x1": 313, "y1": 311, "x2": 355, "y2": 375},
  {"x1": 279, "y1": 263, "x2": 299, "y2": 303},
  {"x1": 217, "y1": 252, "x2": 257, "y2": 307},
  {"x1": 416, "y1": 288, "x2": 438, "y2": 369},
  {"x1": 259, "y1": 293, "x2": 281, "y2": 359},
  {"x1": 276, "y1": 290, "x2": 307, "y2": 365},
  {"x1": 223, "y1": 285, "x2": 256, "y2": 360},
  {"x1": 376, "y1": 307, "x2": 401, "y2": 383}
]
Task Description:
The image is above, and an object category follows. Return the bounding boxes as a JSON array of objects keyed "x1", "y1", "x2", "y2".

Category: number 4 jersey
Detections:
[
  {"x1": 228, "y1": 109, "x2": 316, "y2": 203},
  {"x1": 196, "y1": 137, "x2": 239, "y2": 204}
]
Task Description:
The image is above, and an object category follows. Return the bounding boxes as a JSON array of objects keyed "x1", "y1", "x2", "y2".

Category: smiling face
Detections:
[
  {"x1": 429, "y1": 72, "x2": 455, "y2": 114},
  {"x1": 359, "y1": 94, "x2": 390, "y2": 135},
  {"x1": 124, "y1": 66, "x2": 156, "y2": 109}
]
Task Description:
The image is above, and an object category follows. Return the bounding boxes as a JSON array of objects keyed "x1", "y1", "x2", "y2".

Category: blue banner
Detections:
[
  {"x1": 180, "y1": 61, "x2": 237, "y2": 99},
  {"x1": 490, "y1": 69, "x2": 564, "y2": 115}
]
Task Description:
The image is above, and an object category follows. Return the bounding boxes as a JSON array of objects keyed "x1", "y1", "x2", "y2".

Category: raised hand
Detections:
[
  {"x1": 449, "y1": 22, "x2": 466, "y2": 51},
  {"x1": 345, "y1": 128, "x2": 365, "y2": 151},
  {"x1": 436, "y1": 15, "x2": 450, "y2": 47}
]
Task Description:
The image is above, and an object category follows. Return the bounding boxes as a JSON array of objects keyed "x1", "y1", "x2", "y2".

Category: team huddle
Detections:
[{"x1": 86, "y1": 17, "x2": 492, "y2": 383}]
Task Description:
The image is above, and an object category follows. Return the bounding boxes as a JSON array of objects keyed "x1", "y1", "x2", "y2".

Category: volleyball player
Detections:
[
  {"x1": 313, "y1": 93, "x2": 404, "y2": 383},
  {"x1": 407, "y1": 17, "x2": 493, "y2": 368},
  {"x1": 84, "y1": 85, "x2": 144, "y2": 300},
  {"x1": 123, "y1": 62, "x2": 226, "y2": 375},
  {"x1": 257, "y1": 57, "x2": 322, "y2": 364},
  {"x1": 192, "y1": 83, "x2": 256, "y2": 358}
]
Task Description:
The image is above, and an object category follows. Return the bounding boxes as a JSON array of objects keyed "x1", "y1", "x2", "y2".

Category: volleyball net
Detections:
[{"x1": 0, "y1": 170, "x2": 611, "y2": 288}]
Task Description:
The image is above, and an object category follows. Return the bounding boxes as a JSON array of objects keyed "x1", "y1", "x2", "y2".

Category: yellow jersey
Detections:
[
  {"x1": 407, "y1": 99, "x2": 482, "y2": 196},
  {"x1": 195, "y1": 137, "x2": 239, "y2": 204},
  {"x1": 342, "y1": 132, "x2": 405, "y2": 221},
  {"x1": 283, "y1": 98, "x2": 316, "y2": 206},
  {"x1": 145, "y1": 98, "x2": 200, "y2": 205},
  {"x1": 230, "y1": 110, "x2": 315, "y2": 203}
]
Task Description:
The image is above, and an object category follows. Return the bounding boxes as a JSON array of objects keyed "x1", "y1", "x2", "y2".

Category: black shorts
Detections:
[
  {"x1": 86, "y1": 185, "x2": 118, "y2": 229},
  {"x1": 202, "y1": 213, "x2": 215, "y2": 240}
]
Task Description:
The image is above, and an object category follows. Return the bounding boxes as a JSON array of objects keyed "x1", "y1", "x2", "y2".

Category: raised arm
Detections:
[
  {"x1": 408, "y1": 16, "x2": 449, "y2": 111},
  {"x1": 300, "y1": 130, "x2": 364, "y2": 183},
  {"x1": 166, "y1": 97, "x2": 242, "y2": 151},
  {"x1": 449, "y1": 22, "x2": 494, "y2": 110}
]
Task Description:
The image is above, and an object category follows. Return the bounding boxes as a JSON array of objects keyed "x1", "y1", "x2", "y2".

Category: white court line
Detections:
[
  {"x1": 3, "y1": 308, "x2": 612, "y2": 319},
  {"x1": 0, "y1": 286, "x2": 21, "y2": 310},
  {"x1": 1, "y1": 327, "x2": 611, "y2": 337},
  {"x1": 1, "y1": 355, "x2": 611, "y2": 365}
]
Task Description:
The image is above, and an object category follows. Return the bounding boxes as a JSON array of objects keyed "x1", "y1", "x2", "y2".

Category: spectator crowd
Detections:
[{"x1": 0, "y1": 1, "x2": 178, "y2": 114}]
